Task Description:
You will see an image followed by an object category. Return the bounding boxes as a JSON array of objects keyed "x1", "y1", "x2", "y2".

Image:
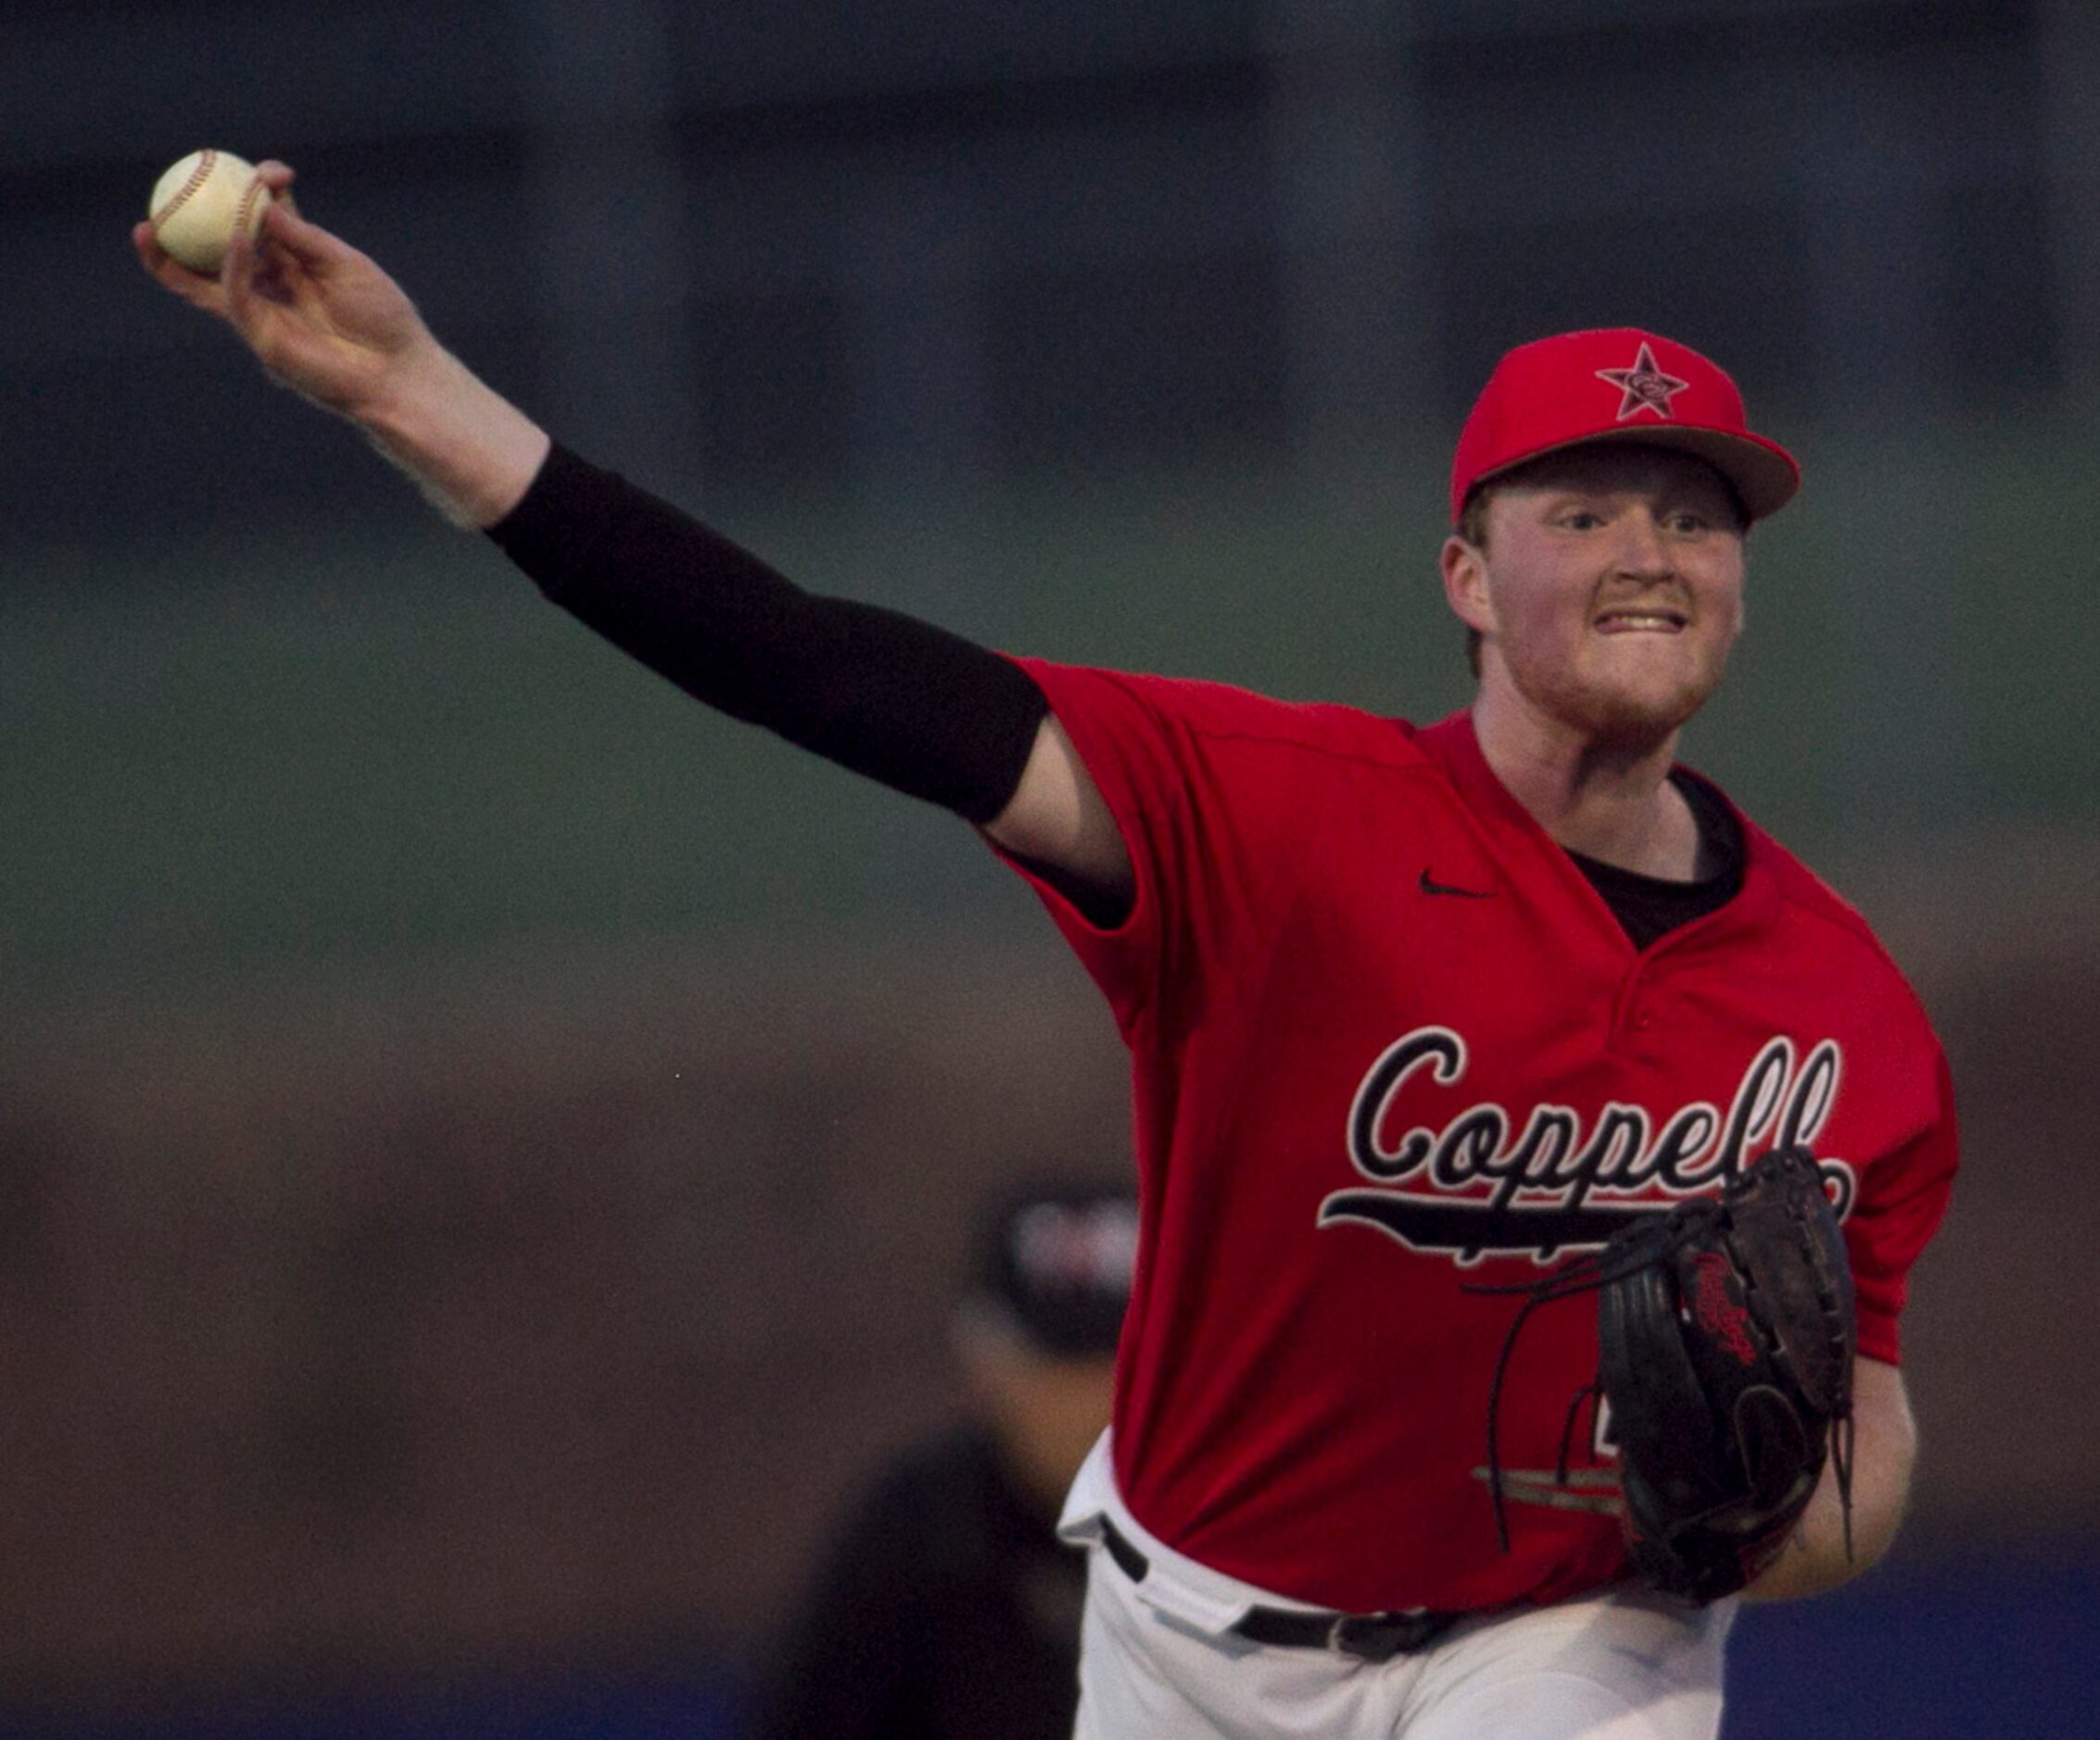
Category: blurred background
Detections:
[{"x1": 6, "y1": 0, "x2": 2098, "y2": 1734}]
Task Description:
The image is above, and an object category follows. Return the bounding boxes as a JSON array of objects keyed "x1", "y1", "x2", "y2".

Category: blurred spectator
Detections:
[{"x1": 753, "y1": 1181, "x2": 1137, "y2": 1740}]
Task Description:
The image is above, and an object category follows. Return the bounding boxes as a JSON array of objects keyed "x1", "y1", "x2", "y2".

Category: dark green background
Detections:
[{"x1": 10, "y1": 421, "x2": 2096, "y2": 1002}]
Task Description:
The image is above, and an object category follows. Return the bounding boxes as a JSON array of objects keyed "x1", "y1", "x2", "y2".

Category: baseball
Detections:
[{"x1": 147, "y1": 149, "x2": 273, "y2": 273}]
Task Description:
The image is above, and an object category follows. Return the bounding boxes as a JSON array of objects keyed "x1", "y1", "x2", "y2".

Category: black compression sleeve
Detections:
[{"x1": 485, "y1": 444, "x2": 1048, "y2": 824}]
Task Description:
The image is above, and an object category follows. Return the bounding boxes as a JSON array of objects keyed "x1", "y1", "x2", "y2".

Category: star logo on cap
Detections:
[{"x1": 1595, "y1": 342, "x2": 1689, "y2": 422}]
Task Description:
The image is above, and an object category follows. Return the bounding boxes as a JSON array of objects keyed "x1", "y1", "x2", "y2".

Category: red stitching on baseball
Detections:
[
  {"x1": 150, "y1": 148, "x2": 219, "y2": 236},
  {"x1": 234, "y1": 171, "x2": 268, "y2": 251}
]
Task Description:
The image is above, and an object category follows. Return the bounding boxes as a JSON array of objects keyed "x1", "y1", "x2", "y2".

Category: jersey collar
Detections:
[{"x1": 1409, "y1": 710, "x2": 1781, "y2": 944}]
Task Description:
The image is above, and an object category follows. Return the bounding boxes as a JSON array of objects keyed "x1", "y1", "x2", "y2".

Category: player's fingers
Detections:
[
  {"x1": 253, "y1": 198, "x2": 363, "y2": 277},
  {"x1": 251, "y1": 159, "x2": 303, "y2": 221},
  {"x1": 133, "y1": 221, "x2": 226, "y2": 311},
  {"x1": 221, "y1": 227, "x2": 272, "y2": 332},
  {"x1": 221, "y1": 223, "x2": 300, "y2": 343}
]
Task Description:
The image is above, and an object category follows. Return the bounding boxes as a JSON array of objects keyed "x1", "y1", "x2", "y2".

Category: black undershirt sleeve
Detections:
[{"x1": 485, "y1": 443, "x2": 1049, "y2": 825}]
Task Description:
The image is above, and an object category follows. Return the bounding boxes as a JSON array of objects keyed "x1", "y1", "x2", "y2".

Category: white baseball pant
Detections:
[{"x1": 1059, "y1": 1433, "x2": 1733, "y2": 1740}]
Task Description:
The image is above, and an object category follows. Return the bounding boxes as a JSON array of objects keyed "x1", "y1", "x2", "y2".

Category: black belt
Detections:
[{"x1": 1095, "y1": 1517, "x2": 1464, "y2": 1664}]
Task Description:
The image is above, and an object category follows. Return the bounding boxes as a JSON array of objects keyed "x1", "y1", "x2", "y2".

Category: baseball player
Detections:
[{"x1": 137, "y1": 166, "x2": 1956, "y2": 1740}]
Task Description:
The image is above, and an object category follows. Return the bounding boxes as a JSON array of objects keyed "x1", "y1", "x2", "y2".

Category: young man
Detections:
[{"x1": 137, "y1": 165, "x2": 1955, "y2": 1740}]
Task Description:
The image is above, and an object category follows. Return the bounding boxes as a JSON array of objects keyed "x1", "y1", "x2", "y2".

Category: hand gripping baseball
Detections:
[
  {"x1": 133, "y1": 161, "x2": 549, "y2": 527},
  {"x1": 133, "y1": 162, "x2": 434, "y2": 421}
]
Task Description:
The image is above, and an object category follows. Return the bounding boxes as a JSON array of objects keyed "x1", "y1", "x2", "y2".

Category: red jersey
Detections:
[{"x1": 998, "y1": 662, "x2": 1957, "y2": 1616}]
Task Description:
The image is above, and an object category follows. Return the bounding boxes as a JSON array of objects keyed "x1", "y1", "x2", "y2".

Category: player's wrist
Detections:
[{"x1": 356, "y1": 344, "x2": 550, "y2": 528}]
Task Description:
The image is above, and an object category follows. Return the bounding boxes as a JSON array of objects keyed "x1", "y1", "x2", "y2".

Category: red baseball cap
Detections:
[{"x1": 1449, "y1": 328, "x2": 1800, "y2": 525}]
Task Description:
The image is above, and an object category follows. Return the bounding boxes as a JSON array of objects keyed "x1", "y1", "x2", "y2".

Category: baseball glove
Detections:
[{"x1": 1478, "y1": 1145, "x2": 1857, "y2": 1605}]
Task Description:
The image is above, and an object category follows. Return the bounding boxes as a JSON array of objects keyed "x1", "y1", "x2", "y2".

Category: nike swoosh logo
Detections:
[{"x1": 1418, "y1": 868, "x2": 1496, "y2": 900}]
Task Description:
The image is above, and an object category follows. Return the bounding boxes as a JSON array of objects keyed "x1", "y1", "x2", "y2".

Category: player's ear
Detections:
[{"x1": 1440, "y1": 534, "x2": 1496, "y2": 636}]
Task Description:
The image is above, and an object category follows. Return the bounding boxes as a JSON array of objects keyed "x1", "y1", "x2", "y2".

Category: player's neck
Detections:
[{"x1": 1469, "y1": 692, "x2": 1700, "y2": 880}]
